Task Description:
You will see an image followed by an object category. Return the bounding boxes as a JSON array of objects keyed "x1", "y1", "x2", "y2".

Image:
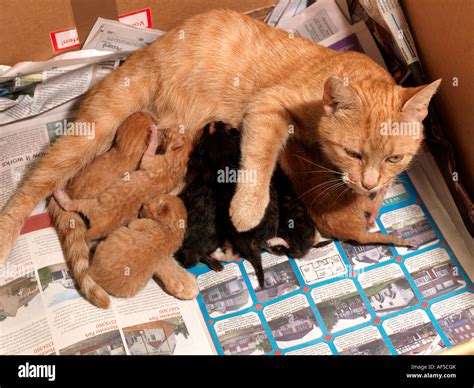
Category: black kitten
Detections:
[
  {"x1": 268, "y1": 169, "x2": 317, "y2": 258},
  {"x1": 211, "y1": 123, "x2": 279, "y2": 289},
  {"x1": 175, "y1": 125, "x2": 223, "y2": 271}
]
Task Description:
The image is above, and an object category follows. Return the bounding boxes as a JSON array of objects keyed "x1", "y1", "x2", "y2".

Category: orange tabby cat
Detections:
[
  {"x1": 0, "y1": 10, "x2": 440, "y2": 263},
  {"x1": 89, "y1": 194, "x2": 197, "y2": 304},
  {"x1": 280, "y1": 138, "x2": 413, "y2": 246}
]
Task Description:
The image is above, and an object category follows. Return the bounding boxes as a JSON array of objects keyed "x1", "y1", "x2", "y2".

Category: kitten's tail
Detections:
[
  {"x1": 246, "y1": 254, "x2": 265, "y2": 289},
  {"x1": 0, "y1": 59, "x2": 156, "y2": 263},
  {"x1": 48, "y1": 199, "x2": 111, "y2": 308},
  {"x1": 352, "y1": 231, "x2": 415, "y2": 247}
]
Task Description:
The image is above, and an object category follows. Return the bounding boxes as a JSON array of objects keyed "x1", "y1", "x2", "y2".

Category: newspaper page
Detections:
[
  {"x1": 82, "y1": 18, "x2": 164, "y2": 52},
  {"x1": 0, "y1": 18, "x2": 165, "y2": 125},
  {"x1": 277, "y1": 0, "x2": 352, "y2": 42},
  {"x1": 277, "y1": 1, "x2": 386, "y2": 68},
  {"x1": 266, "y1": 0, "x2": 309, "y2": 27},
  {"x1": 0, "y1": 106, "x2": 216, "y2": 355}
]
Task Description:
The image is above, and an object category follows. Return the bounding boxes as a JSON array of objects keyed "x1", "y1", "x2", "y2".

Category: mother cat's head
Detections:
[{"x1": 318, "y1": 76, "x2": 441, "y2": 195}]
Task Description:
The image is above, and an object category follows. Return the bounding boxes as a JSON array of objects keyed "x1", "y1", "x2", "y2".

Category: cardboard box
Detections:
[
  {"x1": 402, "y1": 0, "x2": 474, "y2": 233},
  {"x1": 0, "y1": 0, "x2": 276, "y2": 66}
]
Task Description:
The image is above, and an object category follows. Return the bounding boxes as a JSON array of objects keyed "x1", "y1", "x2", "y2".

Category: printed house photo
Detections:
[
  {"x1": 249, "y1": 260, "x2": 300, "y2": 303},
  {"x1": 437, "y1": 307, "x2": 474, "y2": 345},
  {"x1": 298, "y1": 249, "x2": 346, "y2": 284},
  {"x1": 123, "y1": 317, "x2": 189, "y2": 355},
  {"x1": 411, "y1": 262, "x2": 466, "y2": 300},
  {"x1": 317, "y1": 292, "x2": 370, "y2": 333},
  {"x1": 0, "y1": 274, "x2": 40, "y2": 322},
  {"x1": 267, "y1": 306, "x2": 321, "y2": 348},
  {"x1": 200, "y1": 274, "x2": 251, "y2": 316},
  {"x1": 364, "y1": 278, "x2": 418, "y2": 317},
  {"x1": 339, "y1": 339, "x2": 391, "y2": 355},
  {"x1": 386, "y1": 214, "x2": 438, "y2": 252},
  {"x1": 341, "y1": 242, "x2": 392, "y2": 269},
  {"x1": 59, "y1": 330, "x2": 126, "y2": 355},
  {"x1": 389, "y1": 322, "x2": 446, "y2": 355},
  {"x1": 219, "y1": 323, "x2": 272, "y2": 355},
  {"x1": 38, "y1": 263, "x2": 82, "y2": 307}
]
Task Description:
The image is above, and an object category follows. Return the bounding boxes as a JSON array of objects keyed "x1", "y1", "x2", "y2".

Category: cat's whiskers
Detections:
[
  {"x1": 310, "y1": 181, "x2": 346, "y2": 210},
  {"x1": 309, "y1": 182, "x2": 346, "y2": 212},
  {"x1": 291, "y1": 153, "x2": 344, "y2": 176},
  {"x1": 290, "y1": 178, "x2": 342, "y2": 206}
]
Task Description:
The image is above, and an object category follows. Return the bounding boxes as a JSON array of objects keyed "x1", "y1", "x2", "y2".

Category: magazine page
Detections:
[{"x1": 189, "y1": 171, "x2": 473, "y2": 355}]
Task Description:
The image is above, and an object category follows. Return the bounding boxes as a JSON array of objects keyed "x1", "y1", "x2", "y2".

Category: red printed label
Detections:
[
  {"x1": 118, "y1": 8, "x2": 152, "y2": 29},
  {"x1": 50, "y1": 28, "x2": 80, "y2": 52}
]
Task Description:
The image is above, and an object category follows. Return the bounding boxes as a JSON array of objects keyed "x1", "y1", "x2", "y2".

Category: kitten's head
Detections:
[
  {"x1": 141, "y1": 194, "x2": 187, "y2": 235},
  {"x1": 317, "y1": 76, "x2": 441, "y2": 195}
]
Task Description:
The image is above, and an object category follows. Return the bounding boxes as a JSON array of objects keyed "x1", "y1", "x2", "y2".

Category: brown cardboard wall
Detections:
[
  {"x1": 115, "y1": 0, "x2": 276, "y2": 30},
  {"x1": 0, "y1": 0, "x2": 76, "y2": 65},
  {"x1": 0, "y1": 0, "x2": 275, "y2": 66},
  {"x1": 402, "y1": 0, "x2": 474, "y2": 197}
]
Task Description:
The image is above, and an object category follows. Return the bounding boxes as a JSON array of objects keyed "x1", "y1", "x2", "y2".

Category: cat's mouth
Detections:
[{"x1": 342, "y1": 173, "x2": 381, "y2": 196}]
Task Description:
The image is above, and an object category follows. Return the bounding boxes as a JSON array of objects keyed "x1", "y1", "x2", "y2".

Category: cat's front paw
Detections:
[
  {"x1": 229, "y1": 187, "x2": 269, "y2": 232},
  {"x1": 0, "y1": 213, "x2": 22, "y2": 264},
  {"x1": 159, "y1": 263, "x2": 199, "y2": 300}
]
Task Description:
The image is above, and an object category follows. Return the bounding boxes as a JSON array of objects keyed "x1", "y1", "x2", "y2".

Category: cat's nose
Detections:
[{"x1": 361, "y1": 180, "x2": 378, "y2": 191}]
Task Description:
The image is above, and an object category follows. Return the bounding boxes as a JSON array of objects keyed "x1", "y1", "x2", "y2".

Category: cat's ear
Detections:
[
  {"x1": 401, "y1": 79, "x2": 441, "y2": 122},
  {"x1": 323, "y1": 76, "x2": 361, "y2": 115},
  {"x1": 170, "y1": 136, "x2": 185, "y2": 150}
]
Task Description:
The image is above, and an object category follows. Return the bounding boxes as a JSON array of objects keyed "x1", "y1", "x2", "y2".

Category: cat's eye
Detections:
[
  {"x1": 386, "y1": 155, "x2": 404, "y2": 163},
  {"x1": 345, "y1": 148, "x2": 362, "y2": 160}
]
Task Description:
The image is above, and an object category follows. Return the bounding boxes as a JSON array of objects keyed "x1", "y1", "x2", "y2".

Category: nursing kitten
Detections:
[
  {"x1": 48, "y1": 112, "x2": 153, "y2": 308},
  {"x1": 268, "y1": 168, "x2": 319, "y2": 258},
  {"x1": 211, "y1": 123, "x2": 279, "y2": 288},
  {"x1": 0, "y1": 10, "x2": 441, "y2": 264},
  {"x1": 175, "y1": 123, "x2": 221, "y2": 271},
  {"x1": 90, "y1": 194, "x2": 197, "y2": 302},
  {"x1": 53, "y1": 125, "x2": 191, "y2": 242},
  {"x1": 280, "y1": 138, "x2": 413, "y2": 246}
]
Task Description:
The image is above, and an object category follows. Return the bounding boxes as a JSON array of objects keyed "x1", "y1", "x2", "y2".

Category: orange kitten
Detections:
[
  {"x1": 53, "y1": 125, "x2": 191, "y2": 242},
  {"x1": 280, "y1": 139, "x2": 410, "y2": 246},
  {"x1": 48, "y1": 112, "x2": 153, "y2": 308},
  {"x1": 0, "y1": 10, "x2": 440, "y2": 264},
  {"x1": 89, "y1": 194, "x2": 197, "y2": 304}
]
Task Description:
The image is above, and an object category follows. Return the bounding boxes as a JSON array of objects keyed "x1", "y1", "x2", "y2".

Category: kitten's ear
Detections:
[
  {"x1": 401, "y1": 79, "x2": 441, "y2": 122},
  {"x1": 170, "y1": 136, "x2": 185, "y2": 150},
  {"x1": 323, "y1": 76, "x2": 361, "y2": 115}
]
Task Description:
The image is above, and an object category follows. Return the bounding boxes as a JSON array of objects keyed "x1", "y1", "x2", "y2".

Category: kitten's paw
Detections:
[
  {"x1": 266, "y1": 237, "x2": 289, "y2": 249},
  {"x1": 0, "y1": 213, "x2": 22, "y2": 264},
  {"x1": 160, "y1": 264, "x2": 199, "y2": 300},
  {"x1": 229, "y1": 188, "x2": 269, "y2": 232}
]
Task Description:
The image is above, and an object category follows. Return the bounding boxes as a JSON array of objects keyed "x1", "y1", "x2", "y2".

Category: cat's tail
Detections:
[
  {"x1": 246, "y1": 253, "x2": 265, "y2": 289},
  {"x1": 352, "y1": 231, "x2": 415, "y2": 248},
  {"x1": 0, "y1": 55, "x2": 157, "y2": 263},
  {"x1": 48, "y1": 198, "x2": 111, "y2": 308}
]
